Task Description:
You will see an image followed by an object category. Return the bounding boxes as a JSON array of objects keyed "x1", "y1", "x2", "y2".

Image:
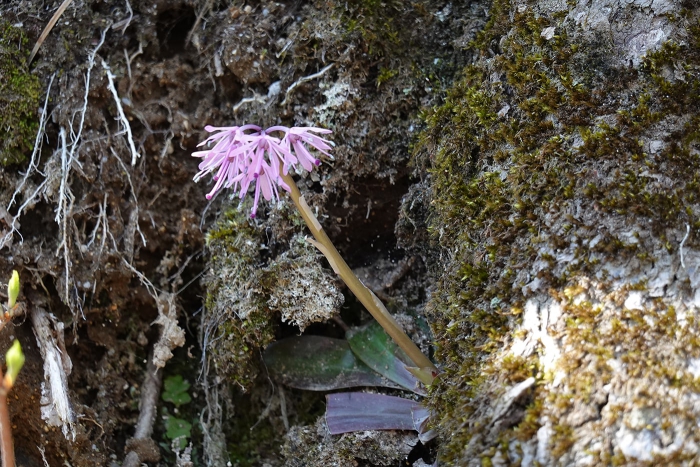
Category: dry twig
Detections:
[{"x1": 28, "y1": 0, "x2": 74, "y2": 64}]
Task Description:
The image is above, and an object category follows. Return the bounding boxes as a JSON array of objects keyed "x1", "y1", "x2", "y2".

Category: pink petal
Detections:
[{"x1": 260, "y1": 172, "x2": 273, "y2": 200}]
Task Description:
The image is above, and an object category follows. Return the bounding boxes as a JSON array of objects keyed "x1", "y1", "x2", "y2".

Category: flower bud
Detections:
[
  {"x1": 5, "y1": 340, "x2": 24, "y2": 388},
  {"x1": 7, "y1": 270, "x2": 19, "y2": 309}
]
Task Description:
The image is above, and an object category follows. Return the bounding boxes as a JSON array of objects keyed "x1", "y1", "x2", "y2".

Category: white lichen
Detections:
[{"x1": 268, "y1": 234, "x2": 344, "y2": 330}]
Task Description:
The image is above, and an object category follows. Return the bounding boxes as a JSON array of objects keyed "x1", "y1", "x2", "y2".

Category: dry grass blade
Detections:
[{"x1": 28, "y1": 0, "x2": 74, "y2": 65}]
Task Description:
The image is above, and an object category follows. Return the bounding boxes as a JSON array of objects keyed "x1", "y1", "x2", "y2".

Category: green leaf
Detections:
[
  {"x1": 165, "y1": 416, "x2": 191, "y2": 450},
  {"x1": 346, "y1": 321, "x2": 425, "y2": 395},
  {"x1": 263, "y1": 335, "x2": 404, "y2": 391},
  {"x1": 162, "y1": 375, "x2": 192, "y2": 407}
]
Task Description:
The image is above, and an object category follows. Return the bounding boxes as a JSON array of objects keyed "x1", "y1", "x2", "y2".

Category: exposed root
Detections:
[
  {"x1": 7, "y1": 73, "x2": 54, "y2": 210},
  {"x1": 680, "y1": 223, "x2": 690, "y2": 269},
  {"x1": 102, "y1": 60, "x2": 141, "y2": 166},
  {"x1": 54, "y1": 128, "x2": 74, "y2": 312},
  {"x1": 123, "y1": 350, "x2": 163, "y2": 467},
  {"x1": 70, "y1": 26, "x2": 108, "y2": 152},
  {"x1": 187, "y1": 0, "x2": 215, "y2": 49},
  {"x1": 109, "y1": 147, "x2": 146, "y2": 263},
  {"x1": 0, "y1": 179, "x2": 48, "y2": 250},
  {"x1": 37, "y1": 445, "x2": 49, "y2": 467},
  {"x1": 197, "y1": 300, "x2": 229, "y2": 467},
  {"x1": 86, "y1": 193, "x2": 109, "y2": 258},
  {"x1": 233, "y1": 94, "x2": 266, "y2": 113},
  {"x1": 112, "y1": 0, "x2": 134, "y2": 35},
  {"x1": 124, "y1": 43, "x2": 143, "y2": 99},
  {"x1": 52, "y1": 25, "x2": 109, "y2": 315},
  {"x1": 281, "y1": 63, "x2": 334, "y2": 106},
  {"x1": 199, "y1": 358, "x2": 228, "y2": 466},
  {"x1": 121, "y1": 257, "x2": 159, "y2": 300},
  {"x1": 279, "y1": 384, "x2": 289, "y2": 431}
]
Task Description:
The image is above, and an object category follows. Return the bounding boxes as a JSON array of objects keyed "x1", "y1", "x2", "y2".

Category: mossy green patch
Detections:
[
  {"x1": 417, "y1": 1, "x2": 700, "y2": 463},
  {"x1": 203, "y1": 207, "x2": 275, "y2": 390},
  {"x1": 0, "y1": 21, "x2": 41, "y2": 166},
  {"x1": 330, "y1": 0, "x2": 404, "y2": 58}
]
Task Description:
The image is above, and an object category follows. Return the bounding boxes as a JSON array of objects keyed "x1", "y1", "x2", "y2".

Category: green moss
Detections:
[
  {"x1": 204, "y1": 207, "x2": 275, "y2": 390},
  {"x1": 376, "y1": 66, "x2": 398, "y2": 88},
  {"x1": 0, "y1": 21, "x2": 41, "y2": 166},
  {"x1": 513, "y1": 397, "x2": 542, "y2": 441},
  {"x1": 417, "y1": 2, "x2": 700, "y2": 463},
  {"x1": 331, "y1": 0, "x2": 404, "y2": 58}
]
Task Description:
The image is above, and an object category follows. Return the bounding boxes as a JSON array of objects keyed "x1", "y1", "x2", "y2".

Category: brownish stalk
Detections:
[
  {"x1": 280, "y1": 170, "x2": 437, "y2": 385},
  {"x1": 0, "y1": 379, "x2": 14, "y2": 467}
]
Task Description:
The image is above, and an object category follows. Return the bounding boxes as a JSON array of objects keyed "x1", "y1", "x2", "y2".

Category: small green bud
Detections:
[
  {"x1": 5, "y1": 340, "x2": 24, "y2": 387},
  {"x1": 7, "y1": 270, "x2": 19, "y2": 309}
]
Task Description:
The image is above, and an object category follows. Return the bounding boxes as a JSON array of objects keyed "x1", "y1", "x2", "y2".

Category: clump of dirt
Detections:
[{"x1": 0, "y1": 0, "x2": 486, "y2": 465}]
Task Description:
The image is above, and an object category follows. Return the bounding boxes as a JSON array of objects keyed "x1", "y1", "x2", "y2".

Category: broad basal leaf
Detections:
[
  {"x1": 263, "y1": 335, "x2": 404, "y2": 391},
  {"x1": 346, "y1": 321, "x2": 425, "y2": 395}
]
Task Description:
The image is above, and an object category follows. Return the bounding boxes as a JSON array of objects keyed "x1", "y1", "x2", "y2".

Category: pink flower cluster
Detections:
[{"x1": 193, "y1": 125, "x2": 333, "y2": 218}]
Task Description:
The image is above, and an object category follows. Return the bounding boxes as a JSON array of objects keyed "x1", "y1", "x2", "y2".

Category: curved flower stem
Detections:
[{"x1": 280, "y1": 171, "x2": 437, "y2": 386}]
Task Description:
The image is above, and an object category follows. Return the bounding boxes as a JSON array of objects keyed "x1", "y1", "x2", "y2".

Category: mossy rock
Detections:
[{"x1": 417, "y1": 1, "x2": 700, "y2": 464}]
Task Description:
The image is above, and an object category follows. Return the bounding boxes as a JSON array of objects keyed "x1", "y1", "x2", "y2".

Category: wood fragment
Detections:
[{"x1": 30, "y1": 306, "x2": 75, "y2": 440}]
